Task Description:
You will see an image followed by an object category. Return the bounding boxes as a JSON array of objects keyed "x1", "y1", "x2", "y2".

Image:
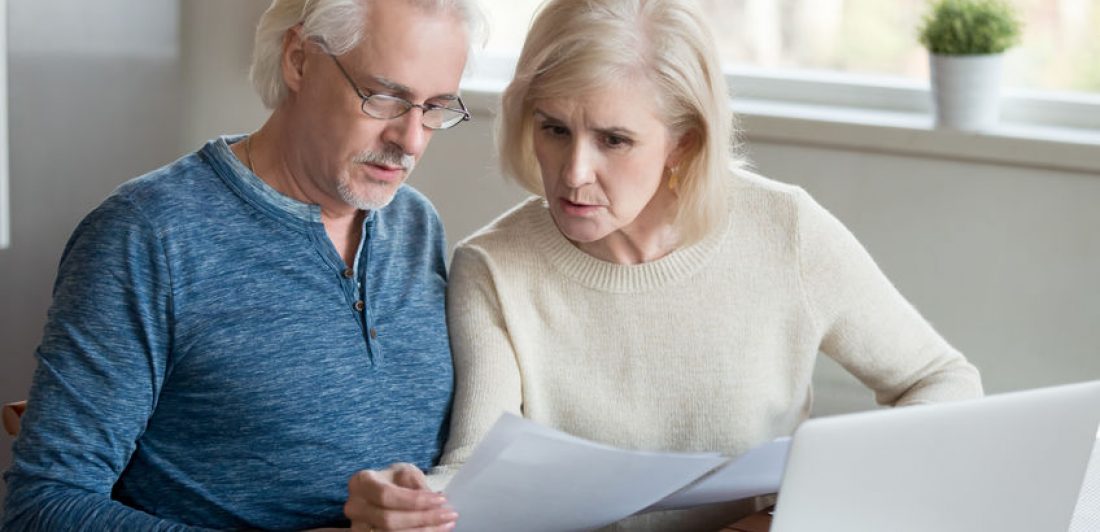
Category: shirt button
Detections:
[
  {"x1": 369, "y1": 327, "x2": 378, "y2": 339},
  {"x1": 342, "y1": 268, "x2": 354, "y2": 279},
  {"x1": 354, "y1": 300, "x2": 365, "y2": 312}
]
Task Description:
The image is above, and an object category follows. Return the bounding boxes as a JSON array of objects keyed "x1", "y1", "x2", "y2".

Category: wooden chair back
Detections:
[{"x1": 3, "y1": 400, "x2": 27, "y2": 437}]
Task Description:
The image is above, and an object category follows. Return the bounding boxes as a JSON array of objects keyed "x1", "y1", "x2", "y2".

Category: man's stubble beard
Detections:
[{"x1": 339, "y1": 147, "x2": 417, "y2": 210}]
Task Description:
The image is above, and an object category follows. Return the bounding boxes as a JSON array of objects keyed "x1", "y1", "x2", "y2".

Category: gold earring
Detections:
[{"x1": 666, "y1": 167, "x2": 680, "y2": 191}]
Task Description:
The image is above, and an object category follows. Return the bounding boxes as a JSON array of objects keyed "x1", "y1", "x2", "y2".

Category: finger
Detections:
[
  {"x1": 403, "y1": 522, "x2": 458, "y2": 532},
  {"x1": 348, "y1": 470, "x2": 446, "y2": 511},
  {"x1": 363, "y1": 507, "x2": 459, "y2": 531},
  {"x1": 392, "y1": 463, "x2": 430, "y2": 490}
]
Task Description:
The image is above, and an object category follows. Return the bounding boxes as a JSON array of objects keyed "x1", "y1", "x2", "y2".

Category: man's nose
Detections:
[{"x1": 384, "y1": 109, "x2": 429, "y2": 158}]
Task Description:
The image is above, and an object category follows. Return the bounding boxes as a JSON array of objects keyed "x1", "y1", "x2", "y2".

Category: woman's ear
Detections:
[
  {"x1": 281, "y1": 24, "x2": 308, "y2": 95},
  {"x1": 668, "y1": 129, "x2": 700, "y2": 169}
]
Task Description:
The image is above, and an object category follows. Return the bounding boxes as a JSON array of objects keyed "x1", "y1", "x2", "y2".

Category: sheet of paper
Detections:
[
  {"x1": 444, "y1": 413, "x2": 727, "y2": 532},
  {"x1": 647, "y1": 437, "x2": 791, "y2": 511}
]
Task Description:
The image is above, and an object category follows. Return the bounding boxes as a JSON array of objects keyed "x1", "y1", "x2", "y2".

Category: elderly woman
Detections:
[{"x1": 344, "y1": 0, "x2": 983, "y2": 530}]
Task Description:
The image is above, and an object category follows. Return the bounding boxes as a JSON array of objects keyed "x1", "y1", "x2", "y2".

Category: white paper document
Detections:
[
  {"x1": 444, "y1": 413, "x2": 789, "y2": 532},
  {"x1": 647, "y1": 436, "x2": 790, "y2": 510}
]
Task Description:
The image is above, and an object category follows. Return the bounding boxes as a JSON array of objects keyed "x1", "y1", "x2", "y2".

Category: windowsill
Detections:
[
  {"x1": 460, "y1": 79, "x2": 1100, "y2": 176},
  {"x1": 734, "y1": 99, "x2": 1100, "y2": 175}
]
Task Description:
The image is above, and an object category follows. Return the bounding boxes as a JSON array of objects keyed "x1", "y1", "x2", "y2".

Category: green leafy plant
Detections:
[{"x1": 918, "y1": 0, "x2": 1022, "y2": 55}]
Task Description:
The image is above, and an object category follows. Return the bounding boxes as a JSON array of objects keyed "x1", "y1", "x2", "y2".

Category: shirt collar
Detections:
[{"x1": 205, "y1": 135, "x2": 327, "y2": 225}]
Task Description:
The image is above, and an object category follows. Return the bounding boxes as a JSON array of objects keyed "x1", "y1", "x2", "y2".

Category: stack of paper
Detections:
[{"x1": 443, "y1": 413, "x2": 790, "y2": 532}]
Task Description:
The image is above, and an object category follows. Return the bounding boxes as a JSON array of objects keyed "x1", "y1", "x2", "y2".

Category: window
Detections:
[
  {"x1": 470, "y1": 0, "x2": 1100, "y2": 174},
  {"x1": 479, "y1": 0, "x2": 1100, "y2": 95}
]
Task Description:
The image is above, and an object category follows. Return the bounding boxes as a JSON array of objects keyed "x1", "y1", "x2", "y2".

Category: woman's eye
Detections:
[
  {"x1": 542, "y1": 124, "x2": 569, "y2": 137},
  {"x1": 604, "y1": 135, "x2": 632, "y2": 148}
]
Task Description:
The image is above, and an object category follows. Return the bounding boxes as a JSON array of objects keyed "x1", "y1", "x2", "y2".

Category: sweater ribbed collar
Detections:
[{"x1": 528, "y1": 197, "x2": 730, "y2": 293}]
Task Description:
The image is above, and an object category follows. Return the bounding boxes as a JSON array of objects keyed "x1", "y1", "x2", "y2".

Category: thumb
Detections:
[{"x1": 391, "y1": 463, "x2": 430, "y2": 490}]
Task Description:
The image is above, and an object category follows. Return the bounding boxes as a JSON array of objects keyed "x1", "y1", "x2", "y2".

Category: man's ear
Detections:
[{"x1": 281, "y1": 24, "x2": 308, "y2": 94}]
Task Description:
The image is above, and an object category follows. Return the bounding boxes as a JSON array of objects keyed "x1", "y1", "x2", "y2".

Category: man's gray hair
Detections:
[{"x1": 250, "y1": 0, "x2": 486, "y2": 109}]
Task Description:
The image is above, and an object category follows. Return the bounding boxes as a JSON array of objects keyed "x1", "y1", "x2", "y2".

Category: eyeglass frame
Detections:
[{"x1": 326, "y1": 52, "x2": 471, "y2": 130}]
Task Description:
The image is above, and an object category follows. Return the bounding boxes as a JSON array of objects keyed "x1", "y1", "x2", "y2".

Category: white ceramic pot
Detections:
[{"x1": 929, "y1": 53, "x2": 1004, "y2": 132}]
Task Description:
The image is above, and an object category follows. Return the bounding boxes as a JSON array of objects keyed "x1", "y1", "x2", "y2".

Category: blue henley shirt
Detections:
[{"x1": 2, "y1": 136, "x2": 454, "y2": 530}]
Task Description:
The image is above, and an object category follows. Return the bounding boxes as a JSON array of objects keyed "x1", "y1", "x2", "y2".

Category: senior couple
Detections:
[{"x1": 2, "y1": 0, "x2": 982, "y2": 530}]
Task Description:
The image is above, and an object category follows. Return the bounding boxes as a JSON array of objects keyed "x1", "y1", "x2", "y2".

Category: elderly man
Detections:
[{"x1": 2, "y1": 0, "x2": 481, "y2": 529}]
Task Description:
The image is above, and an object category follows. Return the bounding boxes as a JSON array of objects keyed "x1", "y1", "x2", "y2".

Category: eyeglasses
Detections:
[{"x1": 327, "y1": 53, "x2": 471, "y2": 130}]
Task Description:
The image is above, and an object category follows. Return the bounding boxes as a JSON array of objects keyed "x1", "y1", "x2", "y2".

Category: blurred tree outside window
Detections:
[{"x1": 478, "y1": 0, "x2": 1100, "y2": 96}]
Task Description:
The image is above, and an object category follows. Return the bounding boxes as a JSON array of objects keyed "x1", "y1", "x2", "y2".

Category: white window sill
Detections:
[{"x1": 733, "y1": 98, "x2": 1100, "y2": 175}]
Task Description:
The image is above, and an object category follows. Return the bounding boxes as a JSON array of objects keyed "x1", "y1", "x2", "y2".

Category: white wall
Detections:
[{"x1": 2, "y1": 0, "x2": 1098, "y2": 516}]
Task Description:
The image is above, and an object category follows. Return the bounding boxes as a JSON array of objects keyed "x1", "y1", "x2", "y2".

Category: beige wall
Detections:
[
  {"x1": 0, "y1": 0, "x2": 187, "y2": 508},
  {"x1": 745, "y1": 142, "x2": 1100, "y2": 412},
  {"x1": 179, "y1": 0, "x2": 270, "y2": 150}
]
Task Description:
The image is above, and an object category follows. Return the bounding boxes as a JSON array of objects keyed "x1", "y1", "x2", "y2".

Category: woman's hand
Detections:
[{"x1": 344, "y1": 463, "x2": 458, "y2": 531}]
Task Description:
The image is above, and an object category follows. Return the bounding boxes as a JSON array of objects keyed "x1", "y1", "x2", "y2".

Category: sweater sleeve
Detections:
[
  {"x1": 794, "y1": 190, "x2": 983, "y2": 406},
  {"x1": 2, "y1": 195, "x2": 207, "y2": 531},
  {"x1": 427, "y1": 244, "x2": 524, "y2": 491}
]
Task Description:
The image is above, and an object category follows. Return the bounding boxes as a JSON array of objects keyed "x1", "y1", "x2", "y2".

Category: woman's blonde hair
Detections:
[
  {"x1": 499, "y1": 0, "x2": 742, "y2": 244},
  {"x1": 250, "y1": 0, "x2": 486, "y2": 109}
]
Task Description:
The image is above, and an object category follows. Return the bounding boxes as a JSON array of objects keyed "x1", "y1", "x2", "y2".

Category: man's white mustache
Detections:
[{"x1": 353, "y1": 150, "x2": 415, "y2": 172}]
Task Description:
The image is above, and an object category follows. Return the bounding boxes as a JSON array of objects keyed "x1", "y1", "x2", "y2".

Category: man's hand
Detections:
[{"x1": 345, "y1": 463, "x2": 458, "y2": 531}]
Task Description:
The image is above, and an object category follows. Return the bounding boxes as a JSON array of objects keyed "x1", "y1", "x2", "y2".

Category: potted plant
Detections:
[{"x1": 917, "y1": 0, "x2": 1022, "y2": 131}]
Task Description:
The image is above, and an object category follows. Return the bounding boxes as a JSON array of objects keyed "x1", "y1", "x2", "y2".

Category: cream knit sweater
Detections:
[{"x1": 433, "y1": 170, "x2": 983, "y2": 531}]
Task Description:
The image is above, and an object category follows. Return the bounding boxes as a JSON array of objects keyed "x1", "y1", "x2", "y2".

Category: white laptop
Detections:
[{"x1": 770, "y1": 380, "x2": 1100, "y2": 532}]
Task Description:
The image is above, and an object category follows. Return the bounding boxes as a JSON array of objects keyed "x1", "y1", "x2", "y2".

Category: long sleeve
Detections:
[
  {"x1": 427, "y1": 245, "x2": 524, "y2": 492},
  {"x1": 795, "y1": 189, "x2": 983, "y2": 406},
  {"x1": 2, "y1": 195, "x2": 207, "y2": 531}
]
